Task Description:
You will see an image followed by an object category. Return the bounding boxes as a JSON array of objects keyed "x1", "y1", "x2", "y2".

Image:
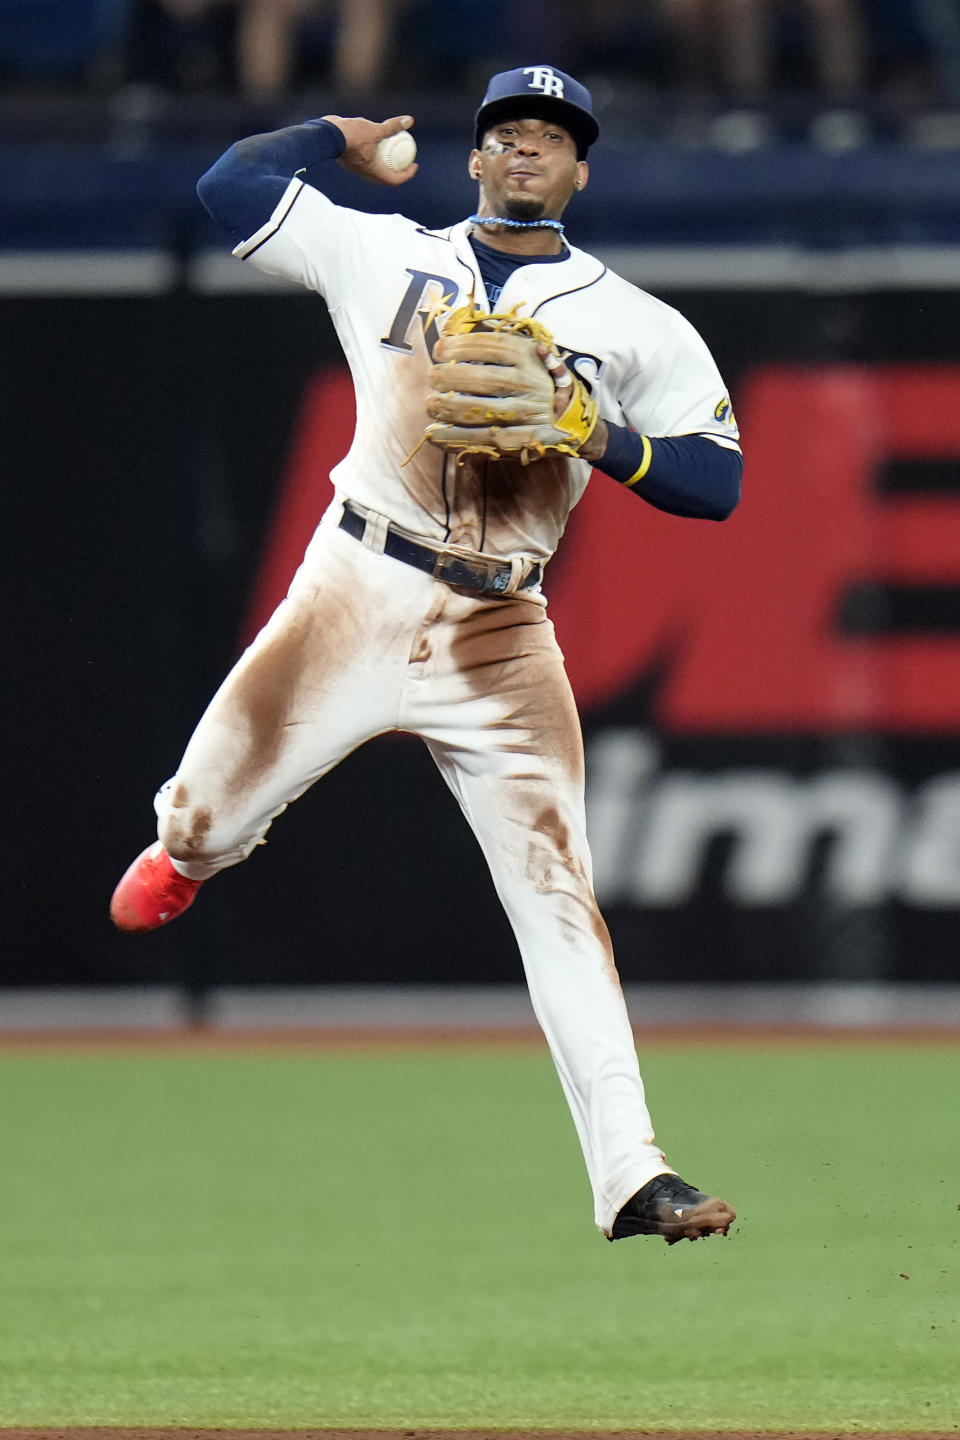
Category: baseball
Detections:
[{"x1": 377, "y1": 130, "x2": 417, "y2": 172}]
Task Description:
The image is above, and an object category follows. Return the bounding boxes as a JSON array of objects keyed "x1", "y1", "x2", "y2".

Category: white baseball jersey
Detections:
[
  {"x1": 236, "y1": 177, "x2": 740, "y2": 564},
  {"x1": 153, "y1": 169, "x2": 740, "y2": 1235}
]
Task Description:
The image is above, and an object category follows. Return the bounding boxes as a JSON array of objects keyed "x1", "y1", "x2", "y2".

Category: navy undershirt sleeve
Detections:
[
  {"x1": 197, "y1": 119, "x2": 346, "y2": 243},
  {"x1": 597, "y1": 424, "x2": 741, "y2": 520}
]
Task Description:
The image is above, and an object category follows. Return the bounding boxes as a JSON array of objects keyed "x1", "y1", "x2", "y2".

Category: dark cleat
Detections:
[{"x1": 610, "y1": 1173, "x2": 736, "y2": 1245}]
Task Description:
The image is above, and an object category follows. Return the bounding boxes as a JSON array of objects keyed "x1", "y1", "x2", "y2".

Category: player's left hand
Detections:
[
  {"x1": 324, "y1": 114, "x2": 419, "y2": 186},
  {"x1": 539, "y1": 345, "x2": 609, "y2": 461},
  {"x1": 421, "y1": 305, "x2": 600, "y2": 465}
]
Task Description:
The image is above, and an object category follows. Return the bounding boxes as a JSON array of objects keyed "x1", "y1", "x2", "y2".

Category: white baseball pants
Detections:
[{"x1": 154, "y1": 505, "x2": 671, "y2": 1233}]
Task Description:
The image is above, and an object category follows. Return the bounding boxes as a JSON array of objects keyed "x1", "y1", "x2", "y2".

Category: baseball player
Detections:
[{"x1": 111, "y1": 65, "x2": 741, "y2": 1245}]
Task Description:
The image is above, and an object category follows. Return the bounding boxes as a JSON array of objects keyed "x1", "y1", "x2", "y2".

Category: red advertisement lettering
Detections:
[
  {"x1": 248, "y1": 365, "x2": 960, "y2": 732},
  {"x1": 550, "y1": 366, "x2": 960, "y2": 731}
]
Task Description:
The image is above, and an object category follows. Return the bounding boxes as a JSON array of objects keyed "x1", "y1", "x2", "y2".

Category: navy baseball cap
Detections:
[{"x1": 474, "y1": 65, "x2": 599, "y2": 159}]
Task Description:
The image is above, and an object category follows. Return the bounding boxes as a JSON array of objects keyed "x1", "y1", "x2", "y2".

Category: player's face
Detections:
[{"x1": 469, "y1": 117, "x2": 588, "y2": 221}]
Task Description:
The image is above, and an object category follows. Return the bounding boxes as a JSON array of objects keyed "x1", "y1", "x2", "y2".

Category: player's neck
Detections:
[{"x1": 470, "y1": 223, "x2": 564, "y2": 257}]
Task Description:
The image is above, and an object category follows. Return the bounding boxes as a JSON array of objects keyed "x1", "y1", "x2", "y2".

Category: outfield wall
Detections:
[{"x1": 5, "y1": 272, "x2": 960, "y2": 993}]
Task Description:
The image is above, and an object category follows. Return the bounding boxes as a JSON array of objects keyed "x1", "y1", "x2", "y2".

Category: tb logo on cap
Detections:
[{"x1": 523, "y1": 66, "x2": 565, "y2": 98}]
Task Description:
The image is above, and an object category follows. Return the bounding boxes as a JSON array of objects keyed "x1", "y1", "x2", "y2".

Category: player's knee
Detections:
[{"x1": 160, "y1": 804, "x2": 219, "y2": 865}]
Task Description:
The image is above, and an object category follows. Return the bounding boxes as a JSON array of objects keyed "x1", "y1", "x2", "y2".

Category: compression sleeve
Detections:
[
  {"x1": 196, "y1": 119, "x2": 347, "y2": 243},
  {"x1": 596, "y1": 424, "x2": 741, "y2": 521}
]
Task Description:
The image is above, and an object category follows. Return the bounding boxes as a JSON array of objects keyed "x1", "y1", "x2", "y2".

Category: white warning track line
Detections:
[
  {"x1": 598, "y1": 245, "x2": 960, "y2": 291},
  {"x1": 2, "y1": 247, "x2": 960, "y2": 296},
  {"x1": 0, "y1": 251, "x2": 178, "y2": 294}
]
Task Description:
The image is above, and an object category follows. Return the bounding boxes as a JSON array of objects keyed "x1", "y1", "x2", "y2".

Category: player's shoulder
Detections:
[
  {"x1": 581, "y1": 250, "x2": 677, "y2": 316},
  {"x1": 296, "y1": 179, "x2": 425, "y2": 234},
  {"x1": 563, "y1": 242, "x2": 685, "y2": 329}
]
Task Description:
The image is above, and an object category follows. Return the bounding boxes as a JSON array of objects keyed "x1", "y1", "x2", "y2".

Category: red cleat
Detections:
[{"x1": 110, "y1": 841, "x2": 203, "y2": 933}]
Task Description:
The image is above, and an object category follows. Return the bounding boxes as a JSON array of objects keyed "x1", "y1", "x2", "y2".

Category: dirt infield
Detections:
[
  {"x1": 3, "y1": 1429, "x2": 959, "y2": 1439},
  {"x1": 3, "y1": 1024, "x2": 960, "y2": 1053},
  {"x1": 4, "y1": 1432, "x2": 960, "y2": 1440}
]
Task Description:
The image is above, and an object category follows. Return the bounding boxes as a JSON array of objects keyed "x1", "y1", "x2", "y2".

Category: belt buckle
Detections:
[
  {"x1": 431, "y1": 548, "x2": 457, "y2": 581},
  {"x1": 432, "y1": 548, "x2": 507, "y2": 595}
]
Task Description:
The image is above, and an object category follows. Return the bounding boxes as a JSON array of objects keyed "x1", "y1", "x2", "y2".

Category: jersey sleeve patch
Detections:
[{"x1": 714, "y1": 393, "x2": 737, "y2": 427}]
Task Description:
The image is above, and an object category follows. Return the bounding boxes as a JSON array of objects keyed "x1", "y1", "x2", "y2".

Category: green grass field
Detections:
[{"x1": 1, "y1": 1038, "x2": 958, "y2": 1429}]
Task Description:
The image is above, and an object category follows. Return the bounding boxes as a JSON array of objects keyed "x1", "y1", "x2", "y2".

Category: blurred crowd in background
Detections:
[{"x1": 0, "y1": 0, "x2": 958, "y2": 110}]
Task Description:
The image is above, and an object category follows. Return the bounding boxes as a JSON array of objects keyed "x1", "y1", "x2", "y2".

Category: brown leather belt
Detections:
[{"x1": 339, "y1": 502, "x2": 541, "y2": 598}]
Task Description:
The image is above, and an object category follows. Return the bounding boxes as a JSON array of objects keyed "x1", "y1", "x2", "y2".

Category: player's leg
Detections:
[
  {"x1": 454, "y1": 744, "x2": 735, "y2": 1242},
  {"x1": 406, "y1": 590, "x2": 734, "y2": 1239},
  {"x1": 424, "y1": 723, "x2": 674, "y2": 1235},
  {"x1": 156, "y1": 534, "x2": 397, "y2": 877},
  {"x1": 111, "y1": 521, "x2": 429, "y2": 930}
]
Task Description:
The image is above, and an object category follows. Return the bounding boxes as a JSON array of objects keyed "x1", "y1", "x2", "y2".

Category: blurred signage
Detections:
[
  {"x1": 551, "y1": 366, "x2": 960, "y2": 731},
  {"x1": 585, "y1": 728, "x2": 960, "y2": 908}
]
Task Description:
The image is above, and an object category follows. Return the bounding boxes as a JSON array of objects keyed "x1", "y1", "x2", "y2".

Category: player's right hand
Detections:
[{"x1": 323, "y1": 114, "x2": 419, "y2": 187}]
